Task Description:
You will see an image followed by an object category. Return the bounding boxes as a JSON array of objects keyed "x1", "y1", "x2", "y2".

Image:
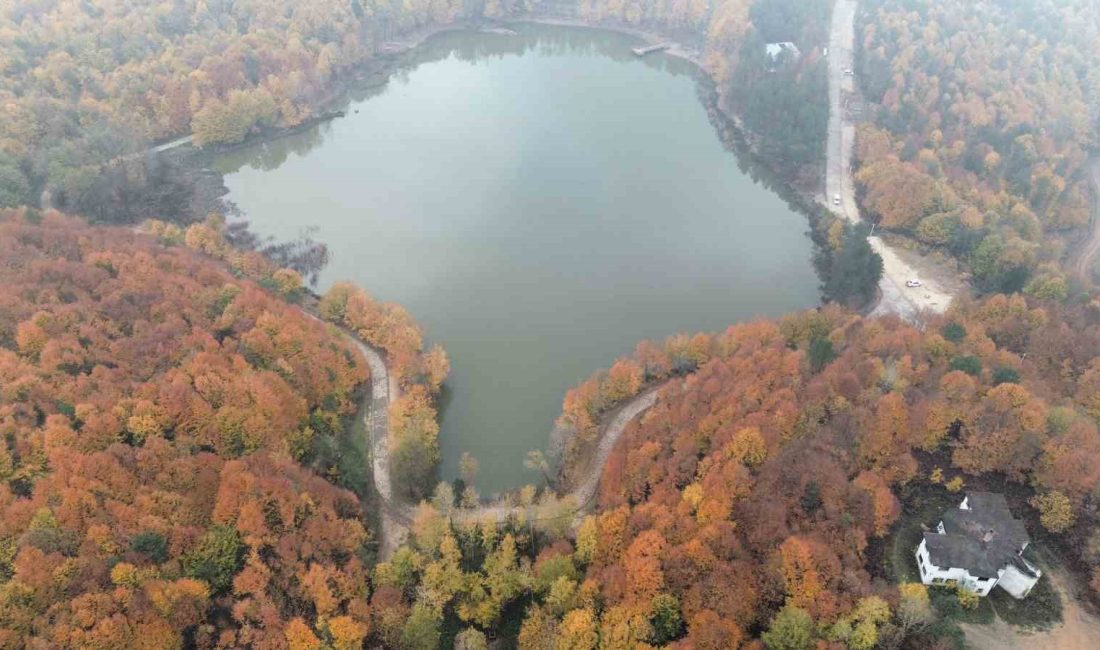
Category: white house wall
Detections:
[
  {"x1": 998, "y1": 564, "x2": 1040, "y2": 599},
  {"x1": 915, "y1": 540, "x2": 997, "y2": 596}
]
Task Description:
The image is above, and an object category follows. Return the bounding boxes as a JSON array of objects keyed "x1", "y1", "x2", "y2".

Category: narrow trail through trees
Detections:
[{"x1": 1072, "y1": 158, "x2": 1100, "y2": 282}]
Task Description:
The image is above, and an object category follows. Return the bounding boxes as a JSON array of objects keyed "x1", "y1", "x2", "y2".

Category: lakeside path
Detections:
[
  {"x1": 337, "y1": 328, "x2": 663, "y2": 558},
  {"x1": 826, "y1": 0, "x2": 953, "y2": 320}
]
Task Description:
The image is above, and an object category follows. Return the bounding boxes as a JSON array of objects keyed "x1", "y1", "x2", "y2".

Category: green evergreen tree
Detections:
[{"x1": 823, "y1": 223, "x2": 883, "y2": 307}]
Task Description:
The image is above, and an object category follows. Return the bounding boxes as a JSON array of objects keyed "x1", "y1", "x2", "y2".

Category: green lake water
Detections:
[{"x1": 213, "y1": 24, "x2": 820, "y2": 494}]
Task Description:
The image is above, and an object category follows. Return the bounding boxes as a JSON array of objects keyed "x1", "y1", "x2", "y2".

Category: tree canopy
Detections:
[
  {"x1": 854, "y1": 0, "x2": 1100, "y2": 287},
  {"x1": 0, "y1": 209, "x2": 373, "y2": 646}
]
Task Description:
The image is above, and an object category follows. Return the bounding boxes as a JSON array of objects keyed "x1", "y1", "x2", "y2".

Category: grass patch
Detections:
[
  {"x1": 311, "y1": 392, "x2": 382, "y2": 561},
  {"x1": 919, "y1": 620, "x2": 967, "y2": 650},
  {"x1": 988, "y1": 546, "x2": 1062, "y2": 630},
  {"x1": 883, "y1": 483, "x2": 960, "y2": 584},
  {"x1": 332, "y1": 398, "x2": 375, "y2": 497},
  {"x1": 930, "y1": 586, "x2": 995, "y2": 625},
  {"x1": 989, "y1": 580, "x2": 1061, "y2": 630},
  {"x1": 898, "y1": 587, "x2": 994, "y2": 650}
]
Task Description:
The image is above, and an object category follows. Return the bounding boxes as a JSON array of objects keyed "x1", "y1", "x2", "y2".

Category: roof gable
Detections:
[
  {"x1": 765, "y1": 42, "x2": 801, "y2": 60},
  {"x1": 924, "y1": 492, "x2": 1032, "y2": 579}
]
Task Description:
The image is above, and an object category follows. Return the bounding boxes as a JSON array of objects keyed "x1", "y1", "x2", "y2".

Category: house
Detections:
[
  {"x1": 765, "y1": 42, "x2": 801, "y2": 62},
  {"x1": 915, "y1": 492, "x2": 1041, "y2": 598}
]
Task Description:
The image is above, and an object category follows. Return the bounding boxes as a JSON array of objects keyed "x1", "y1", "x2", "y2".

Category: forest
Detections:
[
  {"x1": 854, "y1": 0, "x2": 1100, "y2": 291},
  {"x1": 2, "y1": 0, "x2": 1094, "y2": 269},
  {"x1": 547, "y1": 292, "x2": 1100, "y2": 648},
  {"x1": 16, "y1": 208, "x2": 1100, "y2": 648},
  {"x1": 0, "y1": 210, "x2": 374, "y2": 647},
  {"x1": 0, "y1": 0, "x2": 838, "y2": 222},
  {"x1": 3, "y1": 0, "x2": 1100, "y2": 647},
  {"x1": 0, "y1": 0, "x2": 478, "y2": 218}
]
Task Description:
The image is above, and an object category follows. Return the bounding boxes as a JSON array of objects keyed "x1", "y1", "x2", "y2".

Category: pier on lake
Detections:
[{"x1": 632, "y1": 43, "x2": 671, "y2": 56}]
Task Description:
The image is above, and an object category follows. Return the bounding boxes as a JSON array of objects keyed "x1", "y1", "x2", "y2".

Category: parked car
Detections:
[
  {"x1": 906, "y1": 279, "x2": 922, "y2": 288},
  {"x1": 833, "y1": 194, "x2": 841, "y2": 206},
  {"x1": 843, "y1": 68, "x2": 854, "y2": 75}
]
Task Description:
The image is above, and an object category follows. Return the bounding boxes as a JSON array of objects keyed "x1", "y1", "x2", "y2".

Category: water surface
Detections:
[{"x1": 214, "y1": 25, "x2": 820, "y2": 494}]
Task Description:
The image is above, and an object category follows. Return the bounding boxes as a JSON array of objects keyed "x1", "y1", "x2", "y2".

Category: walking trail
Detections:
[
  {"x1": 341, "y1": 333, "x2": 662, "y2": 558},
  {"x1": 1071, "y1": 158, "x2": 1100, "y2": 282}
]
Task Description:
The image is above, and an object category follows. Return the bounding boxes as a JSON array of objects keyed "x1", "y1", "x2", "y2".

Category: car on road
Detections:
[
  {"x1": 906, "y1": 279, "x2": 922, "y2": 288},
  {"x1": 833, "y1": 194, "x2": 841, "y2": 206},
  {"x1": 843, "y1": 68, "x2": 854, "y2": 75}
]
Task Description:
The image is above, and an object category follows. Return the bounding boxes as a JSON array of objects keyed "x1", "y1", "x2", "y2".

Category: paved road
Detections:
[{"x1": 825, "y1": 0, "x2": 952, "y2": 319}]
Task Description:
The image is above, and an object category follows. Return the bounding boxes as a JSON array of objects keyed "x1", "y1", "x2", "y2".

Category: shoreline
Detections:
[
  {"x1": 163, "y1": 20, "x2": 836, "y2": 517},
  {"x1": 168, "y1": 17, "x2": 828, "y2": 232},
  {"x1": 505, "y1": 16, "x2": 826, "y2": 208}
]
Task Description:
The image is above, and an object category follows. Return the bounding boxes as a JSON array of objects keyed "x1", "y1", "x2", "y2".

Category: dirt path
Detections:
[
  {"x1": 571, "y1": 386, "x2": 661, "y2": 510},
  {"x1": 961, "y1": 570, "x2": 1100, "y2": 650},
  {"x1": 344, "y1": 336, "x2": 415, "y2": 558},
  {"x1": 1072, "y1": 159, "x2": 1100, "y2": 282},
  {"x1": 825, "y1": 0, "x2": 954, "y2": 320},
  {"x1": 337, "y1": 329, "x2": 662, "y2": 558}
]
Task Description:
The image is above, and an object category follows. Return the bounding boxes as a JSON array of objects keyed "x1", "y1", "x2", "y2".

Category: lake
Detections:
[{"x1": 213, "y1": 24, "x2": 820, "y2": 495}]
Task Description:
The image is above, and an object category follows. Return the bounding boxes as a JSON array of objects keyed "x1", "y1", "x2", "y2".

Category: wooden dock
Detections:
[
  {"x1": 632, "y1": 43, "x2": 671, "y2": 56},
  {"x1": 378, "y1": 42, "x2": 409, "y2": 55}
]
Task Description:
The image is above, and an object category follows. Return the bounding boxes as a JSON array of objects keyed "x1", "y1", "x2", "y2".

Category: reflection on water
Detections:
[
  {"x1": 214, "y1": 25, "x2": 702, "y2": 176},
  {"x1": 213, "y1": 23, "x2": 822, "y2": 494}
]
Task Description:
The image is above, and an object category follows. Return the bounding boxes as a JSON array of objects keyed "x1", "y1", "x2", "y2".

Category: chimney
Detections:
[{"x1": 982, "y1": 529, "x2": 995, "y2": 544}]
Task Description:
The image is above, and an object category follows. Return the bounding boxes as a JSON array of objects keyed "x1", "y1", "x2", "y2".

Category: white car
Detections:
[
  {"x1": 833, "y1": 194, "x2": 841, "y2": 206},
  {"x1": 843, "y1": 68, "x2": 854, "y2": 75},
  {"x1": 906, "y1": 279, "x2": 922, "y2": 288}
]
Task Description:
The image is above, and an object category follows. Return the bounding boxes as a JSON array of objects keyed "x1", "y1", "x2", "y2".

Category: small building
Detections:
[
  {"x1": 765, "y1": 42, "x2": 801, "y2": 61},
  {"x1": 915, "y1": 492, "x2": 1041, "y2": 598}
]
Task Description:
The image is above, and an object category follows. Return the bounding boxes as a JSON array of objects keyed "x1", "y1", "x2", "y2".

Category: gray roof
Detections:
[{"x1": 923, "y1": 492, "x2": 1034, "y2": 579}]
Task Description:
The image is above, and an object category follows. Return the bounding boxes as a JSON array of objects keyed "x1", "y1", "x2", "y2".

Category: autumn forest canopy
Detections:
[
  {"x1": 11, "y1": 211, "x2": 1100, "y2": 648},
  {"x1": 1, "y1": 0, "x2": 1100, "y2": 648},
  {"x1": 854, "y1": 0, "x2": 1100, "y2": 291},
  {"x1": 0, "y1": 212, "x2": 374, "y2": 647}
]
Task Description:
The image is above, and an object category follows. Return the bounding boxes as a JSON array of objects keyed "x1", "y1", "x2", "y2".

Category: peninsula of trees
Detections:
[{"x1": 545, "y1": 294, "x2": 1100, "y2": 646}]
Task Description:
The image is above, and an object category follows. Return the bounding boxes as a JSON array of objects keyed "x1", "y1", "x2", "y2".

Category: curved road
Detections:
[{"x1": 343, "y1": 333, "x2": 662, "y2": 558}]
